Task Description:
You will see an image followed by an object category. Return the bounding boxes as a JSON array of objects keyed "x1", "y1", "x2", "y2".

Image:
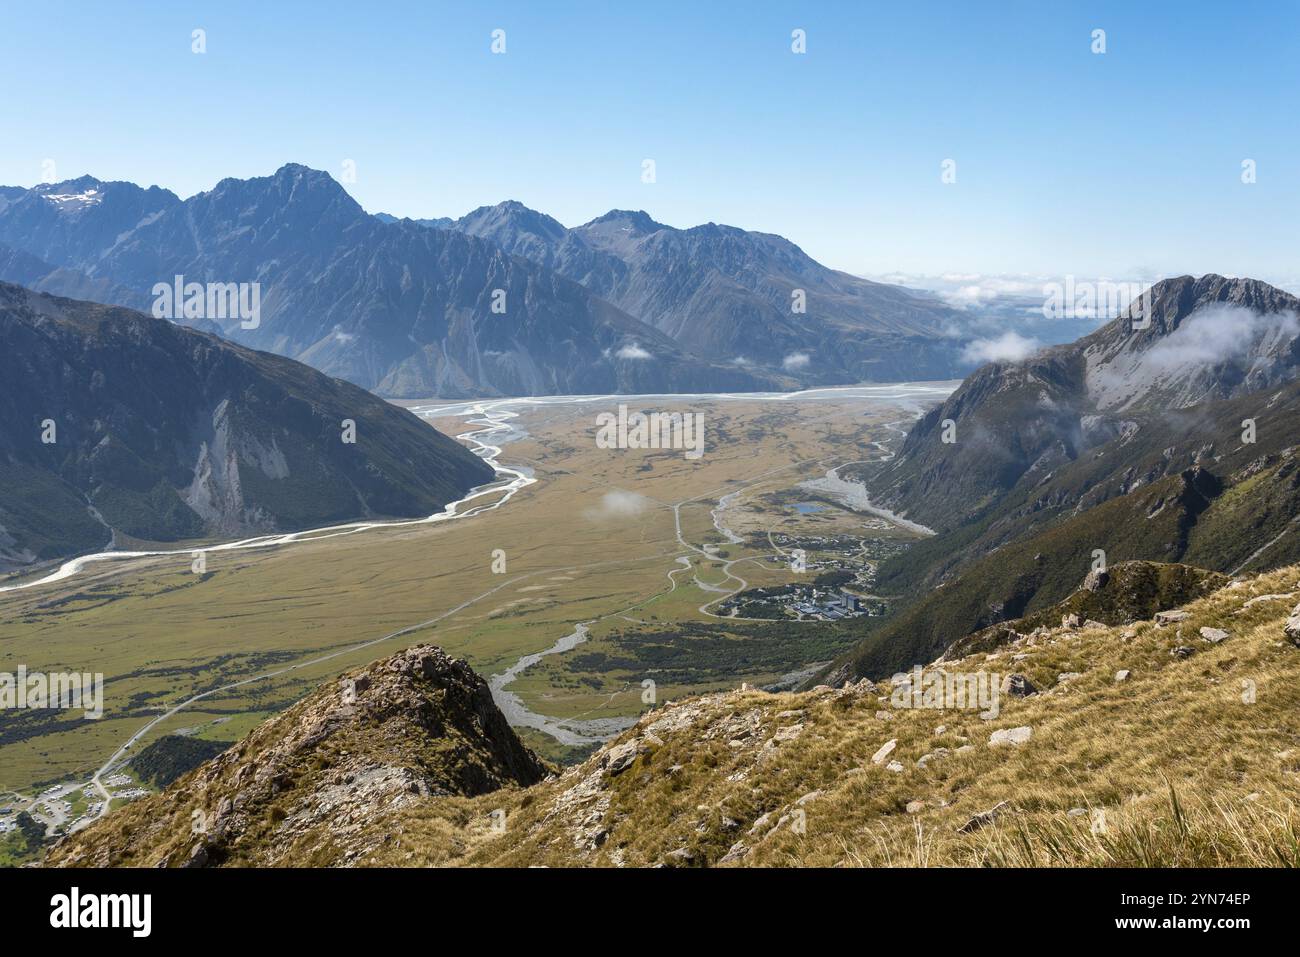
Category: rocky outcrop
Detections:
[{"x1": 48, "y1": 646, "x2": 547, "y2": 867}]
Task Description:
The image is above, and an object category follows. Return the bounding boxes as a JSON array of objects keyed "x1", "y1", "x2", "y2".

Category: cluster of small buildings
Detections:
[
  {"x1": 791, "y1": 588, "x2": 863, "y2": 620},
  {"x1": 722, "y1": 584, "x2": 875, "y2": 621}
]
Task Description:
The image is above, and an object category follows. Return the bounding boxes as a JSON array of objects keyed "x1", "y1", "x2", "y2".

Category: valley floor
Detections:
[{"x1": 0, "y1": 384, "x2": 951, "y2": 858}]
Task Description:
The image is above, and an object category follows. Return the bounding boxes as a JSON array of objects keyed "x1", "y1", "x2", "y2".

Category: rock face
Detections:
[
  {"x1": 47, "y1": 646, "x2": 548, "y2": 867},
  {"x1": 0, "y1": 283, "x2": 494, "y2": 570}
]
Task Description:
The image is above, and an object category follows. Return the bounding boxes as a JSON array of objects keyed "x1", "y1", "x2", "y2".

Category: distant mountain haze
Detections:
[{"x1": 0, "y1": 164, "x2": 986, "y2": 397}]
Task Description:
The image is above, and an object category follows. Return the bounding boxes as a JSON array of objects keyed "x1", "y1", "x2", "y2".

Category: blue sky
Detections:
[{"x1": 2, "y1": 1, "x2": 1297, "y2": 284}]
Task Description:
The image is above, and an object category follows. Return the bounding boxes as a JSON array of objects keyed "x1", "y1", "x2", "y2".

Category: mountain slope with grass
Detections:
[
  {"x1": 49, "y1": 564, "x2": 1300, "y2": 867},
  {"x1": 0, "y1": 282, "x2": 494, "y2": 571},
  {"x1": 866, "y1": 275, "x2": 1300, "y2": 533},
  {"x1": 821, "y1": 275, "x2": 1300, "y2": 682}
]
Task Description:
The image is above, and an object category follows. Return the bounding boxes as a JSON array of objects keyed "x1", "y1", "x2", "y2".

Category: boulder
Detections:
[
  {"x1": 989, "y1": 726, "x2": 1033, "y2": 747},
  {"x1": 602, "y1": 740, "x2": 640, "y2": 776},
  {"x1": 1199, "y1": 627, "x2": 1230, "y2": 644},
  {"x1": 871, "y1": 739, "x2": 897, "y2": 765},
  {"x1": 999, "y1": 674, "x2": 1037, "y2": 697},
  {"x1": 1114, "y1": 670, "x2": 1131, "y2": 683},
  {"x1": 772, "y1": 724, "x2": 805, "y2": 744},
  {"x1": 917, "y1": 748, "x2": 950, "y2": 769},
  {"x1": 1285, "y1": 603, "x2": 1300, "y2": 646},
  {"x1": 1156, "y1": 610, "x2": 1192, "y2": 625},
  {"x1": 957, "y1": 801, "x2": 1009, "y2": 833}
]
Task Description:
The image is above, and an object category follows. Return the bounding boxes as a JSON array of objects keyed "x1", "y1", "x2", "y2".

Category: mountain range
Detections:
[
  {"x1": 0, "y1": 164, "x2": 979, "y2": 398},
  {"x1": 822, "y1": 274, "x2": 1300, "y2": 681},
  {"x1": 444, "y1": 200, "x2": 967, "y2": 380},
  {"x1": 0, "y1": 282, "x2": 493, "y2": 571}
]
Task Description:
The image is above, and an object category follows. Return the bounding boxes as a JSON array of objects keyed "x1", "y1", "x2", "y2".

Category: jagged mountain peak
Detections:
[
  {"x1": 865, "y1": 273, "x2": 1300, "y2": 533},
  {"x1": 456, "y1": 199, "x2": 570, "y2": 242},
  {"x1": 202, "y1": 163, "x2": 364, "y2": 220},
  {"x1": 1096, "y1": 274, "x2": 1300, "y2": 341},
  {"x1": 579, "y1": 208, "x2": 666, "y2": 235},
  {"x1": 1082, "y1": 274, "x2": 1300, "y2": 412}
]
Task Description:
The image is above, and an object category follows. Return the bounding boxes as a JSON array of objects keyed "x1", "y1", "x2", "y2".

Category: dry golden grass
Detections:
[{"x1": 373, "y1": 564, "x2": 1300, "y2": 868}]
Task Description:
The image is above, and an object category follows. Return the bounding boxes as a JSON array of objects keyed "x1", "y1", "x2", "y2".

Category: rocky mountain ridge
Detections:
[
  {"x1": 449, "y1": 200, "x2": 970, "y2": 381},
  {"x1": 820, "y1": 275, "x2": 1300, "y2": 683},
  {"x1": 0, "y1": 165, "x2": 986, "y2": 397},
  {"x1": 0, "y1": 166, "x2": 787, "y2": 398}
]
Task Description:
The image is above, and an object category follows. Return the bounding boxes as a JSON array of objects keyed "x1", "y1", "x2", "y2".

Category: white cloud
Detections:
[
  {"x1": 782, "y1": 351, "x2": 811, "y2": 370},
  {"x1": 616, "y1": 343, "x2": 652, "y2": 360},
  {"x1": 584, "y1": 490, "x2": 650, "y2": 520},
  {"x1": 960, "y1": 331, "x2": 1041, "y2": 364},
  {"x1": 1089, "y1": 304, "x2": 1300, "y2": 408}
]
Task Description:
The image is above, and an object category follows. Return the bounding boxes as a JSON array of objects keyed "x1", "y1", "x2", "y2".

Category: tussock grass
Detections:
[{"x1": 435, "y1": 565, "x2": 1300, "y2": 867}]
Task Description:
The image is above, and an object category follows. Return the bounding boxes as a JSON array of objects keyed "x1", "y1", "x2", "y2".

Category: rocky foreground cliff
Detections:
[{"x1": 52, "y1": 563, "x2": 1300, "y2": 867}]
